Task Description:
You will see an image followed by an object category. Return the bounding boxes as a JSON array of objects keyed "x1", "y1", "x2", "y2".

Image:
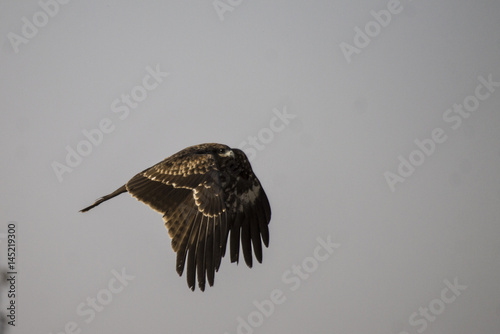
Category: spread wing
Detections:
[
  {"x1": 125, "y1": 153, "x2": 228, "y2": 291},
  {"x1": 224, "y1": 149, "x2": 271, "y2": 269}
]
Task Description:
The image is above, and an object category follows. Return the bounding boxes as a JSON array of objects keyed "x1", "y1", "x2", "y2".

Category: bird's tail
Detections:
[{"x1": 80, "y1": 185, "x2": 127, "y2": 212}]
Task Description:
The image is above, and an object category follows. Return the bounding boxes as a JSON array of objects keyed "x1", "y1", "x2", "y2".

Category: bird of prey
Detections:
[{"x1": 80, "y1": 143, "x2": 271, "y2": 291}]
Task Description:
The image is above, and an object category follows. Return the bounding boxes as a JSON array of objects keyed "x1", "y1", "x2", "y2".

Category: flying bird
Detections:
[{"x1": 80, "y1": 143, "x2": 271, "y2": 291}]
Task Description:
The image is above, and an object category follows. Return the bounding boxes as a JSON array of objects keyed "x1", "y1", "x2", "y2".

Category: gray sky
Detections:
[{"x1": 1, "y1": 1, "x2": 500, "y2": 333}]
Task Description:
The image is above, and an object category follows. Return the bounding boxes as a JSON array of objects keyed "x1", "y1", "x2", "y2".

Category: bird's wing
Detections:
[
  {"x1": 224, "y1": 150, "x2": 271, "y2": 269},
  {"x1": 125, "y1": 154, "x2": 228, "y2": 291}
]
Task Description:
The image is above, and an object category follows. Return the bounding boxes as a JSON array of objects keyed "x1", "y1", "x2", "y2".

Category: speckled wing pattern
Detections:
[{"x1": 124, "y1": 145, "x2": 271, "y2": 291}]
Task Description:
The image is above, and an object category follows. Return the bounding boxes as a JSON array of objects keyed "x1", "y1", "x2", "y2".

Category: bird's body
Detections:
[{"x1": 81, "y1": 143, "x2": 271, "y2": 291}]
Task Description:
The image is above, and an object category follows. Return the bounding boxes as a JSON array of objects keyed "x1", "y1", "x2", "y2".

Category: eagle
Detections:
[{"x1": 80, "y1": 143, "x2": 271, "y2": 291}]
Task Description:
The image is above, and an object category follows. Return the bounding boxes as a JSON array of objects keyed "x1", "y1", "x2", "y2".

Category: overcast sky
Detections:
[{"x1": 1, "y1": 0, "x2": 500, "y2": 333}]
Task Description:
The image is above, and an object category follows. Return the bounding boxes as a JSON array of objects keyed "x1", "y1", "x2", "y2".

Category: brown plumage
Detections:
[{"x1": 80, "y1": 143, "x2": 271, "y2": 291}]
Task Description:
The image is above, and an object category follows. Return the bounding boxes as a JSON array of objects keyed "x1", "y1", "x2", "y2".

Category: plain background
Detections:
[{"x1": 1, "y1": 1, "x2": 500, "y2": 333}]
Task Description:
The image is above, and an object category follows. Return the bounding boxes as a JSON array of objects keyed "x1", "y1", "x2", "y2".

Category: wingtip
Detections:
[{"x1": 79, "y1": 206, "x2": 92, "y2": 213}]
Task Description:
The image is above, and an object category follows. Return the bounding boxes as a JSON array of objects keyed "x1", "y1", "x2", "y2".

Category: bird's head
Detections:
[
  {"x1": 189, "y1": 143, "x2": 234, "y2": 159},
  {"x1": 179, "y1": 144, "x2": 252, "y2": 180}
]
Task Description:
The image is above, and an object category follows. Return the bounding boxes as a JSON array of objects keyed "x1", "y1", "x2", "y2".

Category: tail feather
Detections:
[{"x1": 80, "y1": 185, "x2": 127, "y2": 212}]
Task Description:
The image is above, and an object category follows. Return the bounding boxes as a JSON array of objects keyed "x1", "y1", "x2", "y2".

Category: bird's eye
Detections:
[{"x1": 217, "y1": 148, "x2": 233, "y2": 157}]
